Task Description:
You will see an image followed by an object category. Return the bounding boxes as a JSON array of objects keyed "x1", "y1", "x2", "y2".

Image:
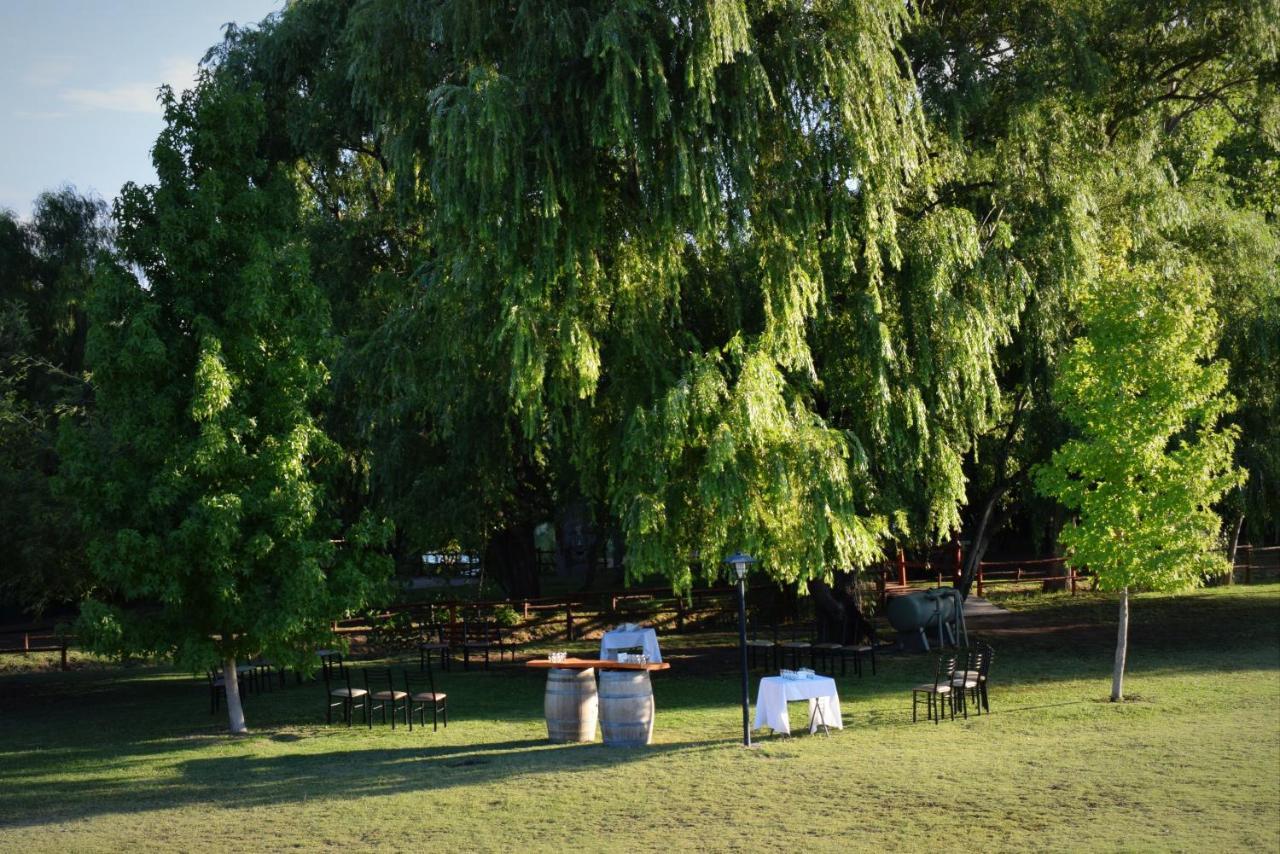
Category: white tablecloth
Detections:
[
  {"x1": 599, "y1": 626, "x2": 662, "y2": 663},
  {"x1": 753, "y1": 675, "x2": 843, "y2": 735}
]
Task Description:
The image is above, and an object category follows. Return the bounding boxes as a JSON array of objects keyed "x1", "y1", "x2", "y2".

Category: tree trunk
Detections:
[
  {"x1": 484, "y1": 520, "x2": 541, "y2": 599},
  {"x1": 1226, "y1": 514, "x2": 1245, "y2": 587},
  {"x1": 555, "y1": 500, "x2": 597, "y2": 587},
  {"x1": 222, "y1": 657, "x2": 247, "y2": 734},
  {"x1": 958, "y1": 390, "x2": 1027, "y2": 597},
  {"x1": 1110, "y1": 587, "x2": 1129, "y2": 702},
  {"x1": 959, "y1": 487, "x2": 1006, "y2": 597}
]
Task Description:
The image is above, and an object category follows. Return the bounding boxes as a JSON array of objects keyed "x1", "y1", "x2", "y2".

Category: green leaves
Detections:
[
  {"x1": 65, "y1": 69, "x2": 392, "y2": 676},
  {"x1": 1036, "y1": 247, "x2": 1245, "y2": 591}
]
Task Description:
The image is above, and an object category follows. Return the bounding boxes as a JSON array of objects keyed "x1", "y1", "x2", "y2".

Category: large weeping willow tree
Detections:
[{"x1": 324, "y1": 0, "x2": 1021, "y2": 589}]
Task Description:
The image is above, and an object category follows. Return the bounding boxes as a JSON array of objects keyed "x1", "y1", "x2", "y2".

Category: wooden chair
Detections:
[
  {"x1": 840, "y1": 618, "x2": 882, "y2": 678},
  {"x1": 811, "y1": 613, "x2": 843, "y2": 673},
  {"x1": 975, "y1": 642, "x2": 993, "y2": 713},
  {"x1": 319, "y1": 650, "x2": 346, "y2": 680},
  {"x1": 950, "y1": 646, "x2": 986, "y2": 718},
  {"x1": 418, "y1": 624, "x2": 451, "y2": 672},
  {"x1": 234, "y1": 662, "x2": 259, "y2": 696},
  {"x1": 441, "y1": 621, "x2": 510, "y2": 670},
  {"x1": 206, "y1": 669, "x2": 232, "y2": 714},
  {"x1": 404, "y1": 658, "x2": 448, "y2": 732},
  {"x1": 324, "y1": 664, "x2": 368, "y2": 726},
  {"x1": 366, "y1": 668, "x2": 410, "y2": 729},
  {"x1": 778, "y1": 623, "x2": 811, "y2": 670},
  {"x1": 912, "y1": 654, "x2": 957, "y2": 724},
  {"x1": 746, "y1": 621, "x2": 778, "y2": 670}
]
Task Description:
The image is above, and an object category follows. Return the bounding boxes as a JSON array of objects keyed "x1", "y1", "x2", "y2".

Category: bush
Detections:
[{"x1": 493, "y1": 605, "x2": 520, "y2": 628}]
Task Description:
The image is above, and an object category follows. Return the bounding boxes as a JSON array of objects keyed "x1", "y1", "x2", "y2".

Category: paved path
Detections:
[{"x1": 963, "y1": 596, "x2": 1011, "y2": 619}]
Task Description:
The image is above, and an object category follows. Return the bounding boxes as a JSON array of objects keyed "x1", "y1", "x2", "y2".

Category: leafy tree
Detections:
[
  {"x1": 1035, "y1": 245, "x2": 1244, "y2": 701},
  {"x1": 60, "y1": 73, "x2": 391, "y2": 733},
  {"x1": 0, "y1": 189, "x2": 111, "y2": 614},
  {"x1": 906, "y1": 0, "x2": 1279, "y2": 580},
  {"x1": 325, "y1": 0, "x2": 1031, "y2": 589}
]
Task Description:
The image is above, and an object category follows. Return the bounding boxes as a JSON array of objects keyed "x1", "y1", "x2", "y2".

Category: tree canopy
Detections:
[
  {"x1": 58, "y1": 72, "x2": 391, "y2": 729},
  {"x1": 3, "y1": 0, "x2": 1277, "y2": 640}
]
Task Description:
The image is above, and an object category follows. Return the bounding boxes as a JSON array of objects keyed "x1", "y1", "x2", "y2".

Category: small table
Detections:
[
  {"x1": 599, "y1": 627, "x2": 663, "y2": 663},
  {"x1": 753, "y1": 675, "x2": 843, "y2": 736}
]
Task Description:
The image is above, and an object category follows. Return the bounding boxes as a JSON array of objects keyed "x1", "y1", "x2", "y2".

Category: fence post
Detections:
[
  {"x1": 897, "y1": 549, "x2": 907, "y2": 587},
  {"x1": 566, "y1": 605, "x2": 574, "y2": 641},
  {"x1": 60, "y1": 639, "x2": 68, "y2": 671},
  {"x1": 1069, "y1": 564, "x2": 1077, "y2": 596},
  {"x1": 977, "y1": 564, "x2": 985, "y2": 598},
  {"x1": 675, "y1": 598, "x2": 685, "y2": 633},
  {"x1": 23, "y1": 632, "x2": 29, "y2": 653},
  {"x1": 953, "y1": 540, "x2": 963, "y2": 587}
]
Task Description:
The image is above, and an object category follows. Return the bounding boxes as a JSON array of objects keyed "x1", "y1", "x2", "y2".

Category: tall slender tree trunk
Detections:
[
  {"x1": 1110, "y1": 587, "x2": 1129, "y2": 702},
  {"x1": 959, "y1": 487, "x2": 1005, "y2": 597},
  {"x1": 222, "y1": 657, "x2": 247, "y2": 734},
  {"x1": 1226, "y1": 514, "x2": 1245, "y2": 587}
]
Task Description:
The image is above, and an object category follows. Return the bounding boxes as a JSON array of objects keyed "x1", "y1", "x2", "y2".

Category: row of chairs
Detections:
[
  {"x1": 746, "y1": 622, "x2": 885, "y2": 677},
  {"x1": 417, "y1": 622, "x2": 516, "y2": 672},
  {"x1": 323, "y1": 655, "x2": 448, "y2": 731},
  {"x1": 911, "y1": 643, "x2": 994, "y2": 723},
  {"x1": 206, "y1": 660, "x2": 288, "y2": 713}
]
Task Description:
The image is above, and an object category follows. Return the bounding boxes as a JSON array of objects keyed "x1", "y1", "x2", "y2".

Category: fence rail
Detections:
[
  {"x1": 3, "y1": 544, "x2": 1275, "y2": 663},
  {"x1": 0, "y1": 629, "x2": 73, "y2": 670}
]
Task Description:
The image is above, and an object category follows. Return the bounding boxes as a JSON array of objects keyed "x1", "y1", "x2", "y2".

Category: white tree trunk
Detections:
[
  {"x1": 1111, "y1": 587, "x2": 1129, "y2": 702},
  {"x1": 222, "y1": 657, "x2": 248, "y2": 734}
]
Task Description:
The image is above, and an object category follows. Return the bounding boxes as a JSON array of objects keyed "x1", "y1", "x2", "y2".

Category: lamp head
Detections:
[{"x1": 723, "y1": 551, "x2": 756, "y2": 581}]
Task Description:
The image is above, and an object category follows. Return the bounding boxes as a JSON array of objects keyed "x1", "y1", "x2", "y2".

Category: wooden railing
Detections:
[{"x1": 0, "y1": 627, "x2": 74, "y2": 670}]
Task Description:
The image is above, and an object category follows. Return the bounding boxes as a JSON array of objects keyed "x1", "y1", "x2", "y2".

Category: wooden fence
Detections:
[
  {"x1": 0, "y1": 627, "x2": 73, "y2": 670},
  {"x1": 3, "y1": 545, "x2": 1275, "y2": 661}
]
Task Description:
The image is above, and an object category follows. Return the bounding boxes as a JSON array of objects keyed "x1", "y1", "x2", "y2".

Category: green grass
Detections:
[{"x1": 2, "y1": 585, "x2": 1278, "y2": 852}]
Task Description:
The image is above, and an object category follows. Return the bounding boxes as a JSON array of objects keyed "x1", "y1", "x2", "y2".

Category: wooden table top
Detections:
[{"x1": 525, "y1": 658, "x2": 671, "y2": 672}]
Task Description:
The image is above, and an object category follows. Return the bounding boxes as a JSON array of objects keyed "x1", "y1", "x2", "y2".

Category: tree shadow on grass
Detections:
[{"x1": 0, "y1": 735, "x2": 728, "y2": 828}]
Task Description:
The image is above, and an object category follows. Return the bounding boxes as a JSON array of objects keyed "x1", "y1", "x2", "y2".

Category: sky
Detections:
[{"x1": 0, "y1": 1, "x2": 282, "y2": 221}]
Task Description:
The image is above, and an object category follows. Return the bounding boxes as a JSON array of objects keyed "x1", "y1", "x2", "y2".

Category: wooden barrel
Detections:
[
  {"x1": 544, "y1": 667, "x2": 598, "y2": 743},
  {"x1": 599, "y1": 669, "x2": 655, "y2": 746}
]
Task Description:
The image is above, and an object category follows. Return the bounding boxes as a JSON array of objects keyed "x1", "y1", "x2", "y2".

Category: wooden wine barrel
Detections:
[
  {"x1": 544, "y1": 667, "x2": 598, "y2": 743},
  {"x1": 599, "y1": 669, "x2": 655, "y2": 746}
]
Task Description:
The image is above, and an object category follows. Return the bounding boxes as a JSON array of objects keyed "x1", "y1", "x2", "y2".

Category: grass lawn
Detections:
[{"x1": 1, "y1": 584, "x2": 1278, "y2": 852}]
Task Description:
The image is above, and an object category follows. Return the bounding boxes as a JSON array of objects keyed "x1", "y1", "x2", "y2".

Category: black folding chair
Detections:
[{"x1": 405, "y1": 656, "x2": 448, "y2": 732}]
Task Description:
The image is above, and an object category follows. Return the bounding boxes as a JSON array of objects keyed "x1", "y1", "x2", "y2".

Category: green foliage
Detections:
[
  {"x1": 492, "y1": 604, "x2": 520, "y2": 629},
  {"x1": 908, "y1": 0, "x2": 1280, "y2": 562},
  {"x1": 0, "y1": 189, "x2": 110, "y2": 614},
  {"x1": 59, "y1": 72, "x2": 392, "y2": 674},
  {"x1": 324, "y1": 0, "x2": 1030, "y2": 587},
  {"x1": 1035, "y1": 246, "x2": 1246, "y2": 590}
]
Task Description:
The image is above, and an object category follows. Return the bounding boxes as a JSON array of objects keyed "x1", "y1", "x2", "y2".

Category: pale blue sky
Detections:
[{"x1": 1, "y1": 1, "x2": 282, "y2": 220}]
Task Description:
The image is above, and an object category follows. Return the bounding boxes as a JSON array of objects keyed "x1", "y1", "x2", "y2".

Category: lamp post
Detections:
[{"x1": 724, "y1": 552, "x2": 756, "y2": 747}]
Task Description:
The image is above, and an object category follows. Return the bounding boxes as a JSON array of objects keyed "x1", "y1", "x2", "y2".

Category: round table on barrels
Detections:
[{"x1": 527, "y1": 658, "x2": 671, "y2": 746}]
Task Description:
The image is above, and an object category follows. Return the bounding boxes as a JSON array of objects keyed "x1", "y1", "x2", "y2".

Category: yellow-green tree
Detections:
[{"x1": 1036, "y1": 247, "x2": 1245, "y2": 701}]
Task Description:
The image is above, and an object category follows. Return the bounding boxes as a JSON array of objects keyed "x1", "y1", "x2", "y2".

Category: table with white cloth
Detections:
[
  {"x1": 599, "y1": 626, "x2": 663, "y2": 663},
  {"x1": 753, "y1": 675, "x2": 844, "y2": 735}
]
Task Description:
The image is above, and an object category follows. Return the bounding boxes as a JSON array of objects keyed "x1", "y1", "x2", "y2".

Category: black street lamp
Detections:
[{"x1": 724, "y1": 551, "x2": 756, "y2": 747}]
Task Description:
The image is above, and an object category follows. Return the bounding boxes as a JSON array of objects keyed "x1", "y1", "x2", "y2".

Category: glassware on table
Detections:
[{"x1": 548, "y1": 651, "x2": 567, "y2": 663}]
